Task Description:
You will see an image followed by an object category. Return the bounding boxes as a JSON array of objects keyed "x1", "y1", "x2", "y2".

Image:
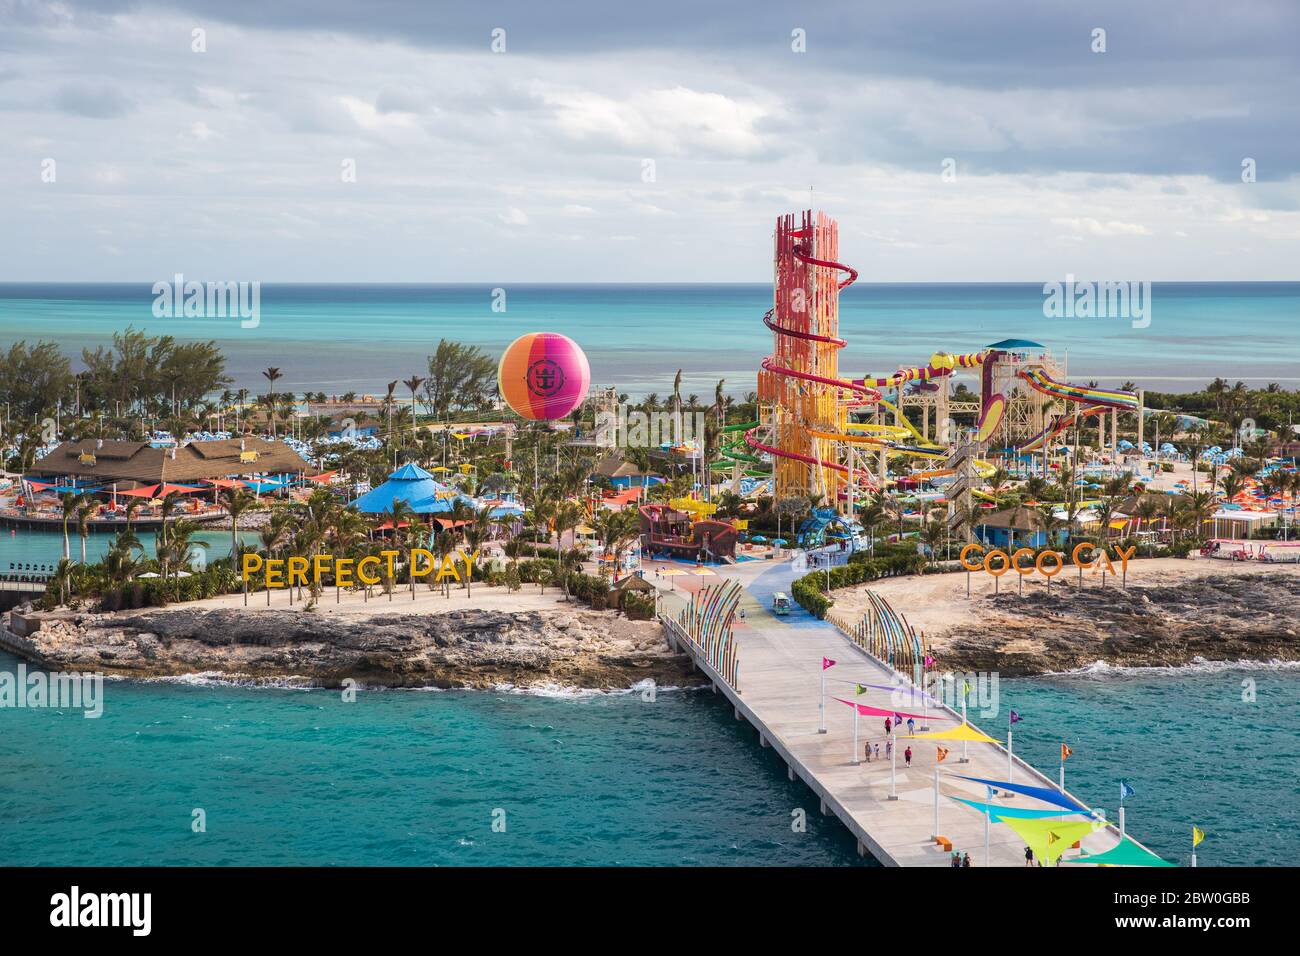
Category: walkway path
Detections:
[{"x1": 657, "y1": 556, "x2": 1128, "y2": 867}]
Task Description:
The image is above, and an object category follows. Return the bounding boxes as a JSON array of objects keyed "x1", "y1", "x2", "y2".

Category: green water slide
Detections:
[{"x1": 712, "y1": 420, "x2": 770, "y2": 474}]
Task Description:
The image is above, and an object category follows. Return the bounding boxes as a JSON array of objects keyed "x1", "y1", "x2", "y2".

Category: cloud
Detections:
[
  {"x1": 53, "y1": 82, "x2": 132, "y2": 118},
  {"x1": 1052, "y1": 217, "x2": 1153, "y2": 237},
  {"x1": 0, "y1": 2, "x2": 1296, "y2": 282}
]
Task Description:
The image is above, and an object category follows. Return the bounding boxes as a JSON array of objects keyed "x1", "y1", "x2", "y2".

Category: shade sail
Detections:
[
  {"x1": 954, "y1": 775, "x2": 1089, "y2": 813},
  {"x1": 1067, "y1": 836, "x2": 1175, "y2": 867},
  {"x1": 951, "y1": 797, "x2": 1092, "y2": 820},
  {"x1": 832, "y1": 697, "x2": 944, "y2": 722},
  {"x1": 901, "y1": 723, "x2": 999, "y2": 744},
  {"x1": 115, "y1": 484, "x2": 161, "y2": 498},
  {"x1": 996, "y1": 816, "x2": 1101, "y2": 866}
]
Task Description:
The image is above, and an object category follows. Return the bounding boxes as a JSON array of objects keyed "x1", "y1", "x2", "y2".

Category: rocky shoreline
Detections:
[
  {"x1": 929, "y1": 571, "x2": 1300, "y2": 675},
  {"x1": 6, "y1": 606, "x2": 698, "y2": 690}
]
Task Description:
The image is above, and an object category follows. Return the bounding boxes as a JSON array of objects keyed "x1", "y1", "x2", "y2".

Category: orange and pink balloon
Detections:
[{"x1": 498, "y1": 332, "x2": 591, "y2": 421}]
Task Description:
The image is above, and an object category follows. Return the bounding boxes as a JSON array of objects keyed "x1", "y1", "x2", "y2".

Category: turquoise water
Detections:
[
  {"x1": 1002, "y1": 665, "x2": 1300, "y2": 867},
  {"x1": 1, "y1": 283, "x2": 1296, "y2": 398},
  {"x1": 0, "y1": 657, "x2": 864, "y2": 867},
  {"x1": 1, "y1": 650, "x2": 1293, "y2": 866},
  {"x1": 0, "y1": 528, "x2": 248, "y2": 575}
]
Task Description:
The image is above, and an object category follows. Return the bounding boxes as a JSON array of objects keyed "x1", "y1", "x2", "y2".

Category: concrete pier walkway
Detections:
[{"x1": 657, "y1": 556, "x2": 1130, "y2": 867}]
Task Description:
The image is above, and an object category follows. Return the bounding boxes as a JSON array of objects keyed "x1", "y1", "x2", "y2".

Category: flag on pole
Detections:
[
  {"x1": 855, "y1": 684, "x2": 868, "y2": 695},
  {"x1": 1061, "y1": 743, "x2": 1073, "y2": 761},
  {"x1": 962, "y1": 679, "x2": 971, "y2": 699},
  {"x1": 924, "y1": 655, "x2": 935, "y2": 668},
  {"x1": 1009, "y1": 709, "x2": 1023, "y2": 725},
  {"x1": 1120, "y1": 781, "x2": 1136, "y2": 801},
  {"x1": 937, "y1": 747, "x2": 949, "y2": 763},
  {"x1": 822, "y1": 657, "x2": 836, "y2": 670},
  {"x1": 1193, "y1": 826, "x2": 1206, "y2": 847},
  {"x1": 986, "y1": 785, "x2": 995, "y2": 801}
]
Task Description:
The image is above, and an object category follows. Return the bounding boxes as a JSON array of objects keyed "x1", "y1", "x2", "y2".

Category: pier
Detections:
[{"x1": 660, "y1": 560, "x2": 1137, "y2": 867}]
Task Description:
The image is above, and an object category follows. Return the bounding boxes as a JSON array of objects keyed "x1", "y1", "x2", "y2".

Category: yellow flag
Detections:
[{"x1": 1193, "y1": 826, "x2": 1206, "y2": 847}]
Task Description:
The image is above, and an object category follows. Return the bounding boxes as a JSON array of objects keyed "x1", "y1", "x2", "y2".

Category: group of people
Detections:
[
  {"x1": 950, "y1": 852, "x2": 972, "y2": 867},
  {"x1": 864, "y1": 716, "x2": 915, "y2": 766}
]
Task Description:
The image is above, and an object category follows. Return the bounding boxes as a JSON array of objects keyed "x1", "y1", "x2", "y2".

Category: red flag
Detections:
[
  {"x1": 1061, "y1": 743, "x2": 1073, "y2": 761},
  {"x1": 937, "y1": 747, "x2": 949, "y2": 763},
  {"x1": 822, "y1": 657, "x2": 836, "y2": 670}
]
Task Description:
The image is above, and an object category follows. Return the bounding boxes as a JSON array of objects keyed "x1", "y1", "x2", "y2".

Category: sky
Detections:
[{"x1": 2, "y1": 0, "x2": 1298, "y2": 282}]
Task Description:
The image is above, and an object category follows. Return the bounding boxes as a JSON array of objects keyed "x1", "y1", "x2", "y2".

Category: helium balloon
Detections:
[{"x1": 498, "y1": 332, "x2": 591, "y2": 421}]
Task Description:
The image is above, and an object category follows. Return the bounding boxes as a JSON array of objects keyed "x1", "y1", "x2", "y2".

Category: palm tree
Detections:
[
  {"x1": 262, "y1": 367, "x2": 282, "y2": 437},
  {"x1": 219, "y1": 486, "x2": 260, "y2": 563},
  {"x1": 60, "y1": 491, "x2": 87, "y2": 561},
  {"x1": 460, "y1": 507, "x2": 493, "y2": 599},
  {"x1": 671, "y1": 369, "x2": 683, "y2": 442},
  {"x1": 75, "y1": 499, "x2": 95, "y2": 567},
  {"x1": 403, "y1": 375, "x2": 425, "y2": 439},
  {"x1": 434, "y1": 529, "x2": 457, "y2": 598}
]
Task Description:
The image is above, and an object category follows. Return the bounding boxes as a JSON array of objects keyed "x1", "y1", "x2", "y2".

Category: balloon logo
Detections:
[{"x1": 498, "y1": 332, "x2": 591, "y2": 421}]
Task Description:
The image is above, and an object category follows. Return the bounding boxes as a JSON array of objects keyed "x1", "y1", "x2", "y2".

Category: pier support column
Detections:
[
  {"x1": 760, "y1": 735, "x2": 769, "y2": 748},
  {"x1": 734, "y1": 706, "x2": 742, "y2": 721},
  {"x1": 819, "y1": 799, "x2": 828, "y2": 816},
  {"x1": 857, "y1": 840, "x2": 866, "y2": 858},
  {"x1": 788, "y1": 766, "x2": 796, "y2": 782}
]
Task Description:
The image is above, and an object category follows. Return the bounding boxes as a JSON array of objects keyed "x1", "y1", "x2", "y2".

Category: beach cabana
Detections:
[
  {"x1": 973, "y1": 506, "x2": 1050, "y2": 549},
  {"x1": 350, "y1": 462, "x2": 476, "y2": 515}
]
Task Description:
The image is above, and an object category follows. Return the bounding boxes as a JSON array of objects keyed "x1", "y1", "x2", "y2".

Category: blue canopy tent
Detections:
[{"x1": 350, "y1": 462, "x2": 476, "y2": 515}]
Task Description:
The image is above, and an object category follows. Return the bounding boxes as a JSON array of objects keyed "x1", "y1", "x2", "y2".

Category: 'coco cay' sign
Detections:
[
  {"x1": 242, "y1": 550, "x2": 479, "y2": 588},
  {"x1": 959, "y1": 542, "x2": 1136, "y2": 578}
]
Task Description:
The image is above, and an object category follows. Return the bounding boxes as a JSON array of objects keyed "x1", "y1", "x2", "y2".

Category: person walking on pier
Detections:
[
  {"x1": 864, "y1": 742, "x2": 872, "y2": 762},
  {"x1": 884, "y1": 717, "x2": 892, "y2": 736},
  {"x1": 962, "y1": 853, "x2": 972, "y2": 868},
  {"x1": 1024, "y1": 846, "x2": 1034, "y2": 867},
  {"x1": 873, "y1": 743, "x2": 881, "y2": 761},
  {"x1": 904, "y1": 746, "x2": 912, "y2": 768},
  {"x1": 885, "y1": 740, "x2": 892, "y2": 758},
  {"x1": 906, "y1": 717, "x2": 915, "y2": 735}
]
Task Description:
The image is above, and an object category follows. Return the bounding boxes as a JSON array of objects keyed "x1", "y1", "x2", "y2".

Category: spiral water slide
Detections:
[
  {"x1": 745, "y1": 244, "x2": 875, "y2": 475},
  {"x1": 1016, "y1": 404, "x2": 1108, "y2": 453}
]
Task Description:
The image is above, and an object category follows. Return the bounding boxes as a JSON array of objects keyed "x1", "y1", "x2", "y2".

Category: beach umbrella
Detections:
[
  {"x1": 750, "y1": 535, "x2": 767, "y2": 543},
  {"x1": 658, "y1": 567, "x2": 687, "y2": 590}
]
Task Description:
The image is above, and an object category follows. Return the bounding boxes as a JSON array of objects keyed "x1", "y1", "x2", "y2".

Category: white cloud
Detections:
[{"x1": 1051, "y1": 217, "x2": 1153, "y2": 237}]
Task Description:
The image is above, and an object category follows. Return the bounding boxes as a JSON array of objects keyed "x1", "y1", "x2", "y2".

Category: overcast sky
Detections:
[{"x1": 2, "y1": 0, "x2": 1298, "y2": 281}]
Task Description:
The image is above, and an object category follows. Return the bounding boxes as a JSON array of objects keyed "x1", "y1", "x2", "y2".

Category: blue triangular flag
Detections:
[{"x1": 1120, "y1": 780, "x2": 1136, "y2": 801}]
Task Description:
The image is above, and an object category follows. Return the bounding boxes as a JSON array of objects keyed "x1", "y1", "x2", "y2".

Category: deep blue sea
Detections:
[
  {"x1": 1, "y1": 651, "x2": 1295, "y2": 867},
  {"x1": 1, "y1": 282, "x2": 1297, "y2": 398}
]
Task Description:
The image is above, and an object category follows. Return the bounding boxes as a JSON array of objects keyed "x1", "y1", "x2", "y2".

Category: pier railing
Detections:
[{"x1": 660, "y1": 578, "x2": 741, "y2": 689}]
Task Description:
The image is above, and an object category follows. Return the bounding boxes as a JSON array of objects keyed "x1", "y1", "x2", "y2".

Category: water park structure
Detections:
[{"x1": 734, "y1": 210, "x2": 1147, "y2": 546}]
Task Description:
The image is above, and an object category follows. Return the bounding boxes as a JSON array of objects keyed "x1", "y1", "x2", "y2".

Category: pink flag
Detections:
[
  {"x1": 822, "y1": 657, "x2": 836, "y2": 670},
  {"x1": 832, "y1": 697, "x2": 942, "y2": 721},
  {"x1": 924, "y1": 655, "x2": 935, "y2": 668}
]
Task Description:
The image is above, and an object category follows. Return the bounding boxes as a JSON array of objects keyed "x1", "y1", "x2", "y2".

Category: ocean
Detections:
[
  {"x1": 1, "y1": 282, "x2": 1297, "y2": 400},
  {"x1": 1, "y1": 652, "x2": 1294, "y2": 867}
]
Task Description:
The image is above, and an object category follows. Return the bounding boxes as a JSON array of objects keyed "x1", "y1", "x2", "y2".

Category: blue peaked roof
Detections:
[
  {"x1": 350, "y1": 462, "x2": 474, "y2": 515},
  {"x1": 986, "y1": 338, "x2": 1044, "y2": 350}
]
